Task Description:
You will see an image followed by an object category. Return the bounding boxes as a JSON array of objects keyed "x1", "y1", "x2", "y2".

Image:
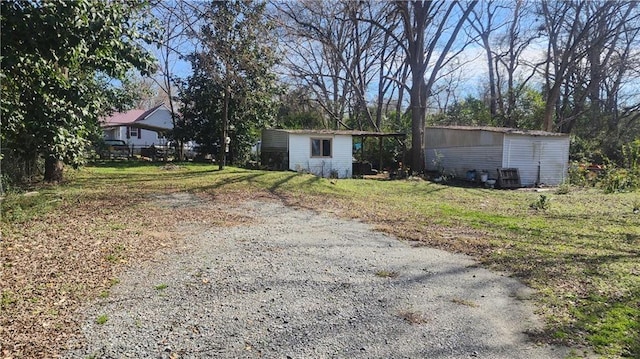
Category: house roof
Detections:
[
  {"x1": 101, "y1": 104, "x2": 171, "y2": 131},
  {"x1": 266, "y1": 128, "x2": 406, "y2": 138},
  {"x1": 426, "y1": 125, "x2": 569, "y2": 137}
]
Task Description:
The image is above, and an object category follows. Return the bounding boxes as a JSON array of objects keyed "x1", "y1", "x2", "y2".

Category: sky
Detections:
[{"x1": 145, "y1": 1, "x2": 640, "y2": 113}]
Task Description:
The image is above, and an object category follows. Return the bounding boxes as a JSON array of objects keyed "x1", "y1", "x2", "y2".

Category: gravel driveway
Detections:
[{"x1": 65, "y1": 199, "x2": 569, "y2": 358}]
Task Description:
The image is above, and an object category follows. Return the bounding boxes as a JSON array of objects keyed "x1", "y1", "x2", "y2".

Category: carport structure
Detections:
[{"x1": 351, "y1": 131, "x2": 407, "y2": 175}]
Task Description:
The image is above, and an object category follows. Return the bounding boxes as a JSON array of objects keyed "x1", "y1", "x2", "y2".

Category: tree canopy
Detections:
[
  {"x1": 177, "y1": 0, "x2": 279, "y2": 168},
  {"x1": 1, "y1": 0, "x2": 155, "y2": 183},
  {"x1": 3, "y1": 0, "x2": 639, "y2": 183}
]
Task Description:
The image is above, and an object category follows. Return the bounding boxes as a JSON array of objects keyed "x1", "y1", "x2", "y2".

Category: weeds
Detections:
[
  {"x1": 451, "y1": 297, "x2": 479, "y2": 307},
  {"x1": 1, "y1": 290, "x2": 16, "y2": 310},
  {"x1": 375, "y1": 270, "x2": 399, "y2": 278},
  {"x1": 95, "y1": 314, "x2": 108, "y2": 325},
  {"x1": 555, "y1": 182, "x2": 570, "y2": 195},
  {"x1": 530, "y1": 194, "x2": 551, "y2": 210}
]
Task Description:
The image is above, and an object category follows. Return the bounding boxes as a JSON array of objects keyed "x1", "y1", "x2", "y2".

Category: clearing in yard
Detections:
[{"x1": 1, "y1": 162, "x2": 638, "y2": 358}]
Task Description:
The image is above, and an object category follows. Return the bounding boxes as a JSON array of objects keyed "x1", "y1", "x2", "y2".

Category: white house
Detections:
[
  {"x1": 101, "y1": 104, "x2": 174, "y2": 150},
  {"x1": 424, "y1": 126, "x2": 570, "y2": 187}
]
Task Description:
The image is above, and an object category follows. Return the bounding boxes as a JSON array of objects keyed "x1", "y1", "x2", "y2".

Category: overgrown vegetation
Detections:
[{"x1": 1, "y1": 163, "x2": 638, "y2": 358}]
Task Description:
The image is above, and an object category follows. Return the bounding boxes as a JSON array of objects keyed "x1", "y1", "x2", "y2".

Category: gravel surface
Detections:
[{"x1": 65, "y1": 199, "x2": 569, "y2": 358}]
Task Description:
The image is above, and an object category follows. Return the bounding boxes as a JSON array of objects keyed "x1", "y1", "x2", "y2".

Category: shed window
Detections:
[{"x1": 311, "y1": 138, "x2": 331, "y2": 157}]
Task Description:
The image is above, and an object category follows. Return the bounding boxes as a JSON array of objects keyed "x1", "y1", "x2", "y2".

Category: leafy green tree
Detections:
[
  {"x1": 432, "y1": 96, "x2": 493, "y2": 126},
  {"x1": 275, "y1": 86, "x2": 325, "y2": 130},
  {"x1": 1, "y1": 0, "x2": 155, "y2": 184},
  {"x1": 178, "y1": 0, "x2": 279, "y2": 168}
]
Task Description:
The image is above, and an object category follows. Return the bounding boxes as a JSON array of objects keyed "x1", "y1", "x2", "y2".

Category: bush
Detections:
[
  {"x1": 569, "y1": 140, "x2": 640, "y2": 193},
  {"x1": 600, "y1": 140, "x2": 640, "y2": 193},
  {"x1": 530, "y1": 194, "x2": 551, "y2": 210},
  {"x1": 568, "y1": 162, "x2": 601, "y2": 187},
  {"x1": 555, "y1": 182, "x2": 570, "y2": 195},
  {"x1": 600, "y1": 168, "x2": 640, "y2": 193}
]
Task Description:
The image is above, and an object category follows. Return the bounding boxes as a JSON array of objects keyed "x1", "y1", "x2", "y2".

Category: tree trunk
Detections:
[
  {"x1": 44, "y1": 156, "x2": 64, "y2": 183},
  {"x1": 481, "y1": 34, "x2": 497, "y2": 119},
  {"x1": 542, "y1": 82, "x2": 562, "y2": 132},
  {"x1": 410, "y1": 72, "x2": 426, "y2": 173},
  {"x1": 219, "y1": 86, "x2": 230, "y2": 170}
]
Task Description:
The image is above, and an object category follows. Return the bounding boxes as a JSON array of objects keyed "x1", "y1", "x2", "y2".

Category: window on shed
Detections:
[{"x1": 311, "y1": 138, "x2": 331, "y2": 157}]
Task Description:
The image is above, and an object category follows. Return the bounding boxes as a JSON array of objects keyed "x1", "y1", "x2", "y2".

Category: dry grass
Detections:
[
  {"x1": 451, "y1": 298, "x2": 479, "y2": 308},
  {"x1": 397, "y1": 310, "x2": 430, "y2": 325},
  {"x1": 1, "y1": 175, "x2": 249, "y2": 358},
  {"x1": 2, "y1": 163, "x2": 639, "y2": 358},
  {"x1": 375, "y1": 270, "x2": 399, "y2": 278}
]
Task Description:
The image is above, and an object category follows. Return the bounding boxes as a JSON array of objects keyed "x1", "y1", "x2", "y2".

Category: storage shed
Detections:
[
  {"x1": 261, "y1": 129, "x2": 353, "y2": 178},
  {"x1": 424, "y1": 126, "x2": 570, "y2": 187},
  {"x1": 261, "y1": 129, "x2": 406, "y2": 179}
]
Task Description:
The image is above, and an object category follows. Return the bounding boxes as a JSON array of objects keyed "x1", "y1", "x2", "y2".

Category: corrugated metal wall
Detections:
[
  {"x1": 425, "y1": 128, "x2": 504, "y2": 178},
  {"x1": 425, "y1": 127, "x2": 569, "y2": 186},
  {"x1": 289, "y1": 133, "x2": 353, "y2": 178},
  {"x1": 502, "y1": 135, "x2": 569, "y2": 186},
  {"x1": 261, "y1": 129, "x2": 289, "y2": 151},
  {"x1": 261, "y1": 129, "x2": 290, "y2": 170}
]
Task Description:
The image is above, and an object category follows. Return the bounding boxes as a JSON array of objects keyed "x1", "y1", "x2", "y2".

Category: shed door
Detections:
[{"x1": 504, "y1": 136, "x2": 568, "y2": 186}]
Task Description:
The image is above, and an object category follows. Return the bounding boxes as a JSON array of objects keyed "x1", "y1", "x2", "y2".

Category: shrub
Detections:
[
  {"x1": 555, "y1": 182, "x2": 570, "y2": 195},
  {"x1": 600, "y1": 168, "x2": 640, "y2": 193},
  {"x1": 530, "y1": 194, "x2": 551, "y2": 210},
  {"x1": 600, "y1": 140, "x2": 640, "y2": 193}
]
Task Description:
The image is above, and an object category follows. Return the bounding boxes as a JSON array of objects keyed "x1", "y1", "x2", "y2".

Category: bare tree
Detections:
[
  {"x1": 275, "y1": 1, "x2": 402, "y2": 131},
  {"x1": 466, "y1": 0, "x2": 508, "y2": 119},
  {"x1": 493, "y1": 0, "x2": 541, "y2": 128},
  {"x1": 538, "y1": 0, "x2": 639, "y2": 132},
  {"x1": 384, "y1": 1, "x2": 478, "y2": 172},
  {"x1": 151, "y1": 1, "x2": 204, "y2": 159}
]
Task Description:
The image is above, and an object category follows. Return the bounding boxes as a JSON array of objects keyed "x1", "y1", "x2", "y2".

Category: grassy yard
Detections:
[{"x1": 1, "y1": 162, "x2": 639, "y2": 358}]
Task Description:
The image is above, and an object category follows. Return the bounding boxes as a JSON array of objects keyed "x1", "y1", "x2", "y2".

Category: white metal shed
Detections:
[{"x1": 424, "y1": 126, "x2": 570, "y2": 186}]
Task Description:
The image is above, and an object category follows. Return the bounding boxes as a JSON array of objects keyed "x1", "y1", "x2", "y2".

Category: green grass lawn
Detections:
[{"x1": 2, "y1": 162, "x2": 639, "y2": 358}]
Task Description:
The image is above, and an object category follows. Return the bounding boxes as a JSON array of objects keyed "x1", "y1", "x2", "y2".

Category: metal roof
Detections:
[
  {"x1": 265, "y1": 128, "x2": 406, "y2": 137},
  {"x1": 100, "y1": 104, "x2": 170, "y2": 132},
  {"x1": 426, "y1": 125, "x2": 568, "y2": 137}
]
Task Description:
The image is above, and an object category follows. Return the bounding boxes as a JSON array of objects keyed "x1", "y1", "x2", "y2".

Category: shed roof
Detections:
[
  {"x1": 426, "y1": 125, "x2": 568, "y2": 137},
  {"x1": 266, "y1": 128, "x2": 406, "y2": 138}
]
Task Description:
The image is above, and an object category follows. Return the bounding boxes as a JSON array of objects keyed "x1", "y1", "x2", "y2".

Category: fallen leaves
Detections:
[{"x1": 0, "y1": 190, "x2": 249, "y2": 358}]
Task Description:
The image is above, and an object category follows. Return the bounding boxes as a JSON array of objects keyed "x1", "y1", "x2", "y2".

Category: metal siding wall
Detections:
[
  {"x1": 539, "y1": 137, "x2": 569, "y2": 185},
  {"x1": 425, "y1": 128, "x2": 503, "y2": 178},
  {"x1": 261, "y1": 129, "x2": 288, "y2": 151},
  {"x1": 425, "y1": 146, "x2": 503, "y2": 178},
  {"x1": 288, "y1": 134, "x2": 352, "y2": 178},
  {"x1": 425, "y1": 128, "x2": 502, "y2": 147},
  {"x1": 333, "y1": 135, "x2": 353, "y2": 178},
  {"x1": 503, "y1": 135, "x2": 569, "y2": 186}
]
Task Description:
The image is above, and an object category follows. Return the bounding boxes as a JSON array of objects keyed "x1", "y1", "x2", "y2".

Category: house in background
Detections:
[
  {"x1": 424, "y1": 126, "x2": 570, "y2": 187},
  {"x1": 261, "y1": 129, "x2": 406, "y2": 179},
  {"x1": 101, "y1": 104, "x2": 174, "y2": 151}
]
